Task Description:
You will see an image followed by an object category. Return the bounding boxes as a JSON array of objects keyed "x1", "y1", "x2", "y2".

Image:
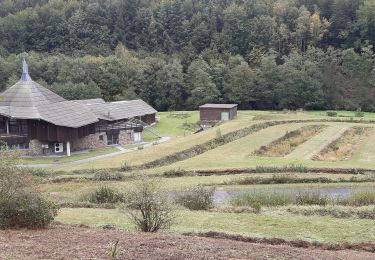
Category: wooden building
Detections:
[
  {"x1": 0, "y1": 60, "x2": 157, "y2": 156},
  {"x1": 199, "y1": 104, "x2": 238, "y2": 123}
]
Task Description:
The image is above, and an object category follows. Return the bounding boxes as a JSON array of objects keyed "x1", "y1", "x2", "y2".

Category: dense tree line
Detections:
[{"x1": 0, "y1": 0, "x2": 374, "y2": 111}]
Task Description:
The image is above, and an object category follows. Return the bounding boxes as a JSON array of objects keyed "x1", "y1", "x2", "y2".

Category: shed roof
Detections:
[{"x1": 199, "y1": 103, "x2": 238, "y2": 109}]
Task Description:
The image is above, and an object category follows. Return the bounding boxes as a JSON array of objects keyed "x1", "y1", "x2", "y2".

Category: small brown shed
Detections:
[{"x1": 199, "y1": 104, "x2": 238, "y2": 122}]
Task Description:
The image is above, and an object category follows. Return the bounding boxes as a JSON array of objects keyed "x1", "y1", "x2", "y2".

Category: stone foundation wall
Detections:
[
  {"x1": 27, "y1": 139, "x2": 45, "y2": 155},
  {"x1": 73, "y1": 132, "x2": 107, "y2": 151},
  {"x1": 119, "y1": 130, "x2": 134, "y2": 145}
]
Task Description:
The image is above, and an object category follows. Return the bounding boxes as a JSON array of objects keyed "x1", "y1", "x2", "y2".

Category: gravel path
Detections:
[{"x1": 24, "y1": 136, "x2": 170, "y2": 168}]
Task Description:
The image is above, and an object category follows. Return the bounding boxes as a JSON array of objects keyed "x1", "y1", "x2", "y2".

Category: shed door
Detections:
[
  {"x1": 134, "y1": 132, "x2": 142, "y2": 143},
  {"x1": 221, "y1": 112, "x2": 229, "y2": 121}
]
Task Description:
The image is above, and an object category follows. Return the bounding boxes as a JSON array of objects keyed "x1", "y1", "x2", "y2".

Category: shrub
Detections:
[
  {"x1": 286, "y1": 205, "x2": 375, "y2": 219},
  {"x1": 254, "y1": 164, "x2": 308, "y2": 173},
  {"x1": 175, "y1": 185, "x2": 216, "y2": 210},
  {"x1": 0, "y1": 149, "x2": 58, "y2": 229},
  {"x1": 124, "y1": 178, "x2": 174, "y2": 232},
  {"x1": 295, "y1": 191, "x2": 329, "y2": 206},
  {"x1": 0, "y1": 192, "x2": 58, "y2": 229},
  {"x1": 120, "y1": 162, "x2": 132, "y2": 172},
  {"x1": 251, "y1": 201, "x2": 262, "y2": 214},
  {"x1": 93, "y1": 170, "x2": 125, "y2": 181},
  {"x1": 163, "y1": 168, "x2": 193, "y2": 178},
  {"x1": 84, "y1": 186, "x2": 125, "y2": 204},
  {"x1": 230, "y1": 192, "x2": 294, "y2": 207},
  {"x1": 27, "y1": 168, "x2": 51, "y2": 177},
  {"x1": 346, "y1": 190, "x2": 375, "y2": 206},
  {"x1": 355, "y1": 108, "x2": 364, "y2": 118},
  {"x1": 326, "y1": 111, "x2": 338, "y2": 117}
]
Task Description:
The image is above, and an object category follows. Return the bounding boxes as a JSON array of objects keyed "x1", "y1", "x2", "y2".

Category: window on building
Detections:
[
  {"x1": 0, "y1": 117, "x2": 6, "y2": 134},
  {"x1": 9, "y1": 119, "x2": 19, "y2": 134},
  {"x1": 99, "y1": 135, "x2": 104, "y2": 141},
  {"x1": 107, "y1": 133, "x2": 119, "y2": 145},
  {"x1": 127, "y1": 132, "x2": 132, "y2": 140},
  {"x1": 10, "y1": 143, "x2": 29, "y2": 150}
]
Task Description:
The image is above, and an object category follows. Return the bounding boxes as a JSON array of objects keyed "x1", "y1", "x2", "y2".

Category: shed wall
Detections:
[{"x1": 199, "y1": 107, "x2": 237, "y2": 121}]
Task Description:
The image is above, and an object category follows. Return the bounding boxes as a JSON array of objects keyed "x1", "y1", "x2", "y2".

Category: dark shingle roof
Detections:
[
  {"x1": 0, "y1": 60, "x2": 157, "y2": 128},
  {"x1": 38, "y1": 101, "x2": 99, "y2": 128},
  {"x1": 85, "y1": 100, "x2": 157, "y2": 121}
]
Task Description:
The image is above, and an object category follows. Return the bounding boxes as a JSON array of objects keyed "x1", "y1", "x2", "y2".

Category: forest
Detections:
[{"x1": 0, "y1": 0, "x2": 374, "y2": 111}]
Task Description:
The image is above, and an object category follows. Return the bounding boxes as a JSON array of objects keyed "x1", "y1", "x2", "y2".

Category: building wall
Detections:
[
  {"x1": 73, "y1": 132, "x2": 107, "y2": 151},
  {"x1": 27, "y1": 139, "x2": 45, "y2": 156},
  {"x1": 140, "y1": 113, "x2": 156, "y2": 125},
  {"x1": 73, "y1": 129, "x2": 137, "y2": 151},
  {"x1": 119, "y1": 129, "x2": 134, "y2": 145}
]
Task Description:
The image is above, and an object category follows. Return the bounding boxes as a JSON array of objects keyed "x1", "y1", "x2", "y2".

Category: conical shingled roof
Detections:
[{"x1": 0, "y1": 60, "x2": 65, "y2": 107}]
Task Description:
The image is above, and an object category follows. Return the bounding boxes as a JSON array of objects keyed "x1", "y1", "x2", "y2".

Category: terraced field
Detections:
[
  {"x1": 160, "y1": 121, "x2": 375, "y2": 172},
  {"x1": 286, "y1": 125, "x2": 350, "y2": 159},
  {"x1": 23, "y1": 110, "x2": 375, "y2": 251}
]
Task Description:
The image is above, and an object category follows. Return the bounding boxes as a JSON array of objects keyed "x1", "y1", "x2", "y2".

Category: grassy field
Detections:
[
  {"x1": 56, "y1": 207, "x2": 375, "y2": 243},
  {"x1": 28, "y1": 110, "x2": 375, "y2": 244},
  {"x1": 160, "y1": 121, "x2": 375, "y2": 172},
  {"x1": 22, "y1": 147, "x2": 119, "y2": 165}
]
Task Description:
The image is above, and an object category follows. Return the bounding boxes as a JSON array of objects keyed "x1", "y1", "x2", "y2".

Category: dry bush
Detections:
[
  {"x1": 124, "y1": 178, "x2": 174, "y2": 232},
  {"x1": 175, "y1": 185, "x2": 216, "y2": 210},
  {"x1": 0, "y1": 148, "x2": 58, "y2": 229}
]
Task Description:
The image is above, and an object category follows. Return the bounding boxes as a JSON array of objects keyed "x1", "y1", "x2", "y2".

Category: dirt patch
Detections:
[
  {"x1": 185, "y1": 232, "x2": 375, "y2": 253},
  {"x1": 0, "y1": 223, "x2": 374, "y2": 260},
  {"x1": 314, "y1": 127, "x2": 373, "y2": 161},
  {"x1": 254, "y1": 125, "x2": 325, "y2": 157}
]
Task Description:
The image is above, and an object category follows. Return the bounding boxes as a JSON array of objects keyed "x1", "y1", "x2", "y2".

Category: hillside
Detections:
[{"x1": 0, "y1": 0, "x2": 375, "y2": 111}]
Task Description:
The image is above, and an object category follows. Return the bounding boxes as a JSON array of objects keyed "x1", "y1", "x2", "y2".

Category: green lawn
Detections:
[
  {"x1": 161, "y1": 121, "x2": 375, "y2": 171},
  {"x1": 153, "y1": 111, "x2": 200, "y2": 138},
  {"x1": 56, "y1": 207, "x2": 375, "y2": 243},
  {"x1": 22, "y1": 147, "x2": 119, "y2": 165}
]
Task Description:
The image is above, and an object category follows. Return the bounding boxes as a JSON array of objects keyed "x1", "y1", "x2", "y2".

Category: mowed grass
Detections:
[
  {"x1": 22, "y1": 147, "x2": 119, "y2": 165},
  {"x1": 161, "y1": 122, "x2": 375, "y2": 171},
  {"x1": 56, "y1": 207, "x2": 375, "y2": 243},
  {"x1": 56, "y1": 118, "x2": 258, "y2": 171},
  {"x1": 153, "y1": 111, "x2": 200, "y2": 138}
]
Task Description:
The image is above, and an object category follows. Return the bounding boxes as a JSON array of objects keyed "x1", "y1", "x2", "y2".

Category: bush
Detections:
[
  {"x1": 230, "y1": 192, "x2": 294, "y2": 207},
  {"x1": 254, "y1": 164, "x2": 308, "y2": 173},
  {"x1": 175, "y1": 185, "x2": 216, "y2": 210},
  {"x1": 84, "y1": 186, "x2": 125, "y2": 204},
  {"x1": 120, "y1": 162, "x2": 132, "y2": 172},
  {"x1": 286, "y1": 205, "x2": 375, "y2": 219},
  {"x1": 93, "y1": 170, "x2": 125, "y2": 181},
  {"x1": 326, "y1": 111, "x2": 338, "y2": 117},
  {"x1": 0, "y1": 149, "x2": 58, "y2": 229},
  {"x1": 346, "y1": 190, "x2": 375, "y2": 206},
  {"x1": 163, "y1": 168, "x2": 193, "y2": 178},
  {"x1": 124, "y1": 178, "x2": 174, "y2": 232},
  {"x1": 0, "y1": 192, "x2": 58, "y2": 229},
  {"x1": 295, "y1": 191, "x2": 329, "y2": 206},
  {"x1": 355, "y1": 108, "x2": 364, "y2": 118}
]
